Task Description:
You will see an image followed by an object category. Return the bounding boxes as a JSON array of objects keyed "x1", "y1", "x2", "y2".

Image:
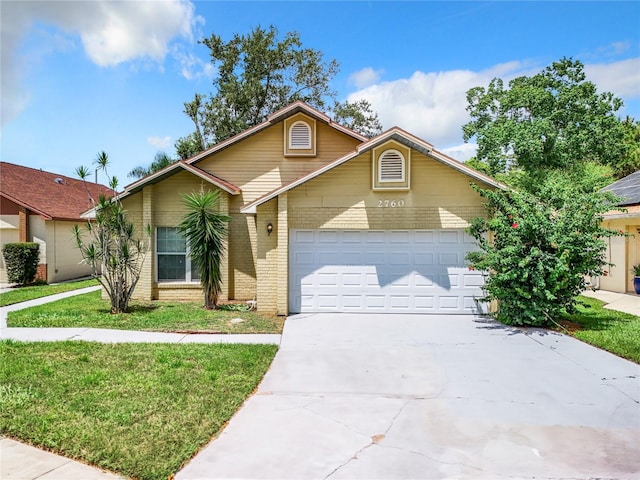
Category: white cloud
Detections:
[
  {"x1": 348, "y1": 67, "x2": 384, "y2": 89},
  {"x1": 147, "y1": 136, "x2": 172, "y2": 149},
  {"x1": 585, "y1": 57, "x2": 640, "y2": 99},
  {"x1": 174, "y1": 49, "x2": 215, "y2": 80},
  {"x1": 348, "y1": 58, "x2": 640, "y2": 151},
  {"x1": 1, "y1": 0, "x2": 200, "y2": 125},
  {"x1": 347, "y1": 61, "x2": 529, "y2": 148},
  {"x1": 441, "y1": 143, "x2": 478, "y2": 163}
]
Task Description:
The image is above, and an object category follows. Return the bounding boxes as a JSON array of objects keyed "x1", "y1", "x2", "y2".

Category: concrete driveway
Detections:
[{"x1": 177, "y1": 314, "x2": 640, "y2": 480}]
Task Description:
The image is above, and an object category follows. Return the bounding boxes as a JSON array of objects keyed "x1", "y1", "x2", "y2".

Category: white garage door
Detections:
[{"x1": 289, "y1": 229, "x2": 486, "y2": 314}]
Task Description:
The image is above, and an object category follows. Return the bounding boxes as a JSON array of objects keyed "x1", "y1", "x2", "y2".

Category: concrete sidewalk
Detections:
[
  {"x1": 0, "y1": 438, "x2": 123, "y2": 480},
  {"x1": 0, "y1": 285, "x2": 280, "y2": 344},
  {"x1": 0, "y1": 285, "x2": 102, "y2": 329},
  {"x1": 581, "y1": 288, "x2": 640, "y2": 316}
]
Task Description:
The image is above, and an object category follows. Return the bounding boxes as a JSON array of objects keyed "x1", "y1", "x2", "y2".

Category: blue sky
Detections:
[{"x1": 2, "y1": 1, "x2": 639, "y2": 186}]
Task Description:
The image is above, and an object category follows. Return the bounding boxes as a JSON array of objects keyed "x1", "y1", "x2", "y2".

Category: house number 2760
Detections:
[{"x1": 377, "y1": 200, "x2": 405, "y2": 207}]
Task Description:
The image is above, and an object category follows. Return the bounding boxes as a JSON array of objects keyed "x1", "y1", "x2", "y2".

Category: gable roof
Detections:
[
  {"x1": 184, "y1": 101, "x2": 368, "y2": 165},
  {"x1": 240, "y1": 127, "x2": 506, "y2": 214},
  {"x1": 602, "y1": 170, "x2": 640, "y2": 206},
  {"x1": 0, "y1": 162, "x2": 113, "y2": 221},
  {"x1": 120, "y1": 101, "x2": 367, "y2": 197},
  {"x1": 120, "y1": 161, "x2": 241, "y2": 200}
]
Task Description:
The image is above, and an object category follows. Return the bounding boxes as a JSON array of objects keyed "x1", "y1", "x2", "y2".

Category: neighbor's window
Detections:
[
  {"x1": 289, "y1": 121, "x2": 312, "y2": 149},
  {"x1": 378, "y1": 149, "x2": 405, "y2": 182},
  {"x1": 156, "y1": 227, "x2": 200, "y2": 282}
]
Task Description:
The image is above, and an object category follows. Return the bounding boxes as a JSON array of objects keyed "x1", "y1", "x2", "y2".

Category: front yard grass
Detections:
[
  {"x1": 561, "y1": 295, "x2": 640, "y2": 363},
  {"x1": 7, "y1": 290, "x2": 283, "y2": 334},
  {"x1": 0, "y1": 340, "x2": 277, "y2": 480},
  {"x1": 0, "y1": 278, "x2": 99, "y2": 306}
]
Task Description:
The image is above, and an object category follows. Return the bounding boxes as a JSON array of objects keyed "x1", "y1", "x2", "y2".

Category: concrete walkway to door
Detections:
[{"x1": 177, "y1": 313, "x2": 640, "y2": 480}]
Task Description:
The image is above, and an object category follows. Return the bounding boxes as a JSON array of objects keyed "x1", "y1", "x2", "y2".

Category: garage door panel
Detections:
[
  {"x1": 415, "y1": 231, "x2": 435, "y2": 243},
  {"x1": 438, "y1": 230, "x2": 460, "y2": 243},
  {"x1": 414, "y1": 296, "x2": 435, "y2": 309},
  {"x1": 414, "y1": 252, "x2": 434, "y2": 265},
  {"x1": 439, "y1": 296, "x2": 461, "y2": 310},
  {"x1": 365, "y1": 231, "x2": 386, "y2": 242},
  {"x1": 289, "y1": 229, "x2": 486, "y2": 314},
  {"x1": 390, "y1": 295, "x2": 411, "y2": 308}
]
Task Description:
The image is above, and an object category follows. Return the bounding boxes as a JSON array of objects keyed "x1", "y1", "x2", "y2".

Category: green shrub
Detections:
[
  {"x1": 2, "y1": 242, "x2": 40, "y2": 285},
  {"x1": 466, "y1": 179, "x2": 622, "y2": 327}
]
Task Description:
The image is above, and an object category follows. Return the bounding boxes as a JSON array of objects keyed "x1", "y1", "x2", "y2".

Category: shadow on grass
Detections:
[
  {"x1": 95, "y1": 303, "x2": 161, "y2": 315},
  {"x1": 561, "y1": 297, "x2": 635, "y2": 331}
]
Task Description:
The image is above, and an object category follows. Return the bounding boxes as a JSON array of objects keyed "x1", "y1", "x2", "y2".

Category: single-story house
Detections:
[
  {"x1": 0, "y1": 162, "x2": 112, "y2": 284},
  {"x1": 119, "y1": 101, "x2": 504, "y2": 315},
  {"x1": 599, "y1": 170, "x2": 640, "y2": 293}
]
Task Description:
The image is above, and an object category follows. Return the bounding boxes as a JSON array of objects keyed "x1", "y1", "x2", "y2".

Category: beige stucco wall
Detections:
[
  {"x1": 29, "y1": 216, "x2": 47, "y2": 267},
  {"x1": 599, "y1": 219, "x2": 640, "y2": 293},
  {"x1": 1, "y1": 215, "x2": 94, "y2": 284},
  {"x1": 47, "y1": 220, "x2": 95, "y2": 283},
  {"x1": 0, "y1": 215, "x2": 19, "y2": 283}
]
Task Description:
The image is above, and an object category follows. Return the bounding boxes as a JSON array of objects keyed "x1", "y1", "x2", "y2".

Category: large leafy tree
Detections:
[
  {"x1": 332, "y1": 99, "x2": 383, "y2": 139},
  {"x1": 74, "y1": 152, "x2": 150, "y2": 313},
  {"x1": 177, "y1": 189, "x2": 231, "y2": 309},
  {"x1": 462, "y1": 58, "x2": 627, "y2": 180},
  {"x1": 128, "y1": 151, "x2": 177, "y2": 179},
  {"x1": 462, "y1": 58, "x2": 630, "y2": 327},
  {"x1": 616, "y1": 116, "x2": 640, "y2": 178},
  {"x1": 176, "y1": 25, "x2": 381, "y2": 154}
]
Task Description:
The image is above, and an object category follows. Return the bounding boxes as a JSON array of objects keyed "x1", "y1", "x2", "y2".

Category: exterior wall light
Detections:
[{"x1": 267, "y1": 223, "x2": 273, "y2": 236}]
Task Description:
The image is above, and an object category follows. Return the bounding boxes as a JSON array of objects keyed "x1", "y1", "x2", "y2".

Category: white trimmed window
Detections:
[
  {"x1": 156, "y1": 227, "x2": 200, "y2": 282},
  {"x1": 289, "y1": 121, "x2": 311, "y2": 149},
  {"x1": 378, "y1": 150, "x2": 405, "y2": 182}
]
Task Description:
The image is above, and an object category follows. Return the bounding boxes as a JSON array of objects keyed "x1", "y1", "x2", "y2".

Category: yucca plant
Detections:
[
  {"x1": 178, "y1": 189, "x2": 231, "y2": 309},
  {"x1": 73, "y1": 152, "x2": 150, "y2": 313}
]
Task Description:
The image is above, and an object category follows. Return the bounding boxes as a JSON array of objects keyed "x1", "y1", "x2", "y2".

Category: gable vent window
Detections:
[
  {"x1": 379, "y1": 150, "x2": 405, "y2": 182},
  {"x1": 289, "y1": 121, "x2": 311, "y2": 149}
]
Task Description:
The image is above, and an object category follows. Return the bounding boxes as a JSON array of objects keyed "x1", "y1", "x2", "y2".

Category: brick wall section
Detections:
[
  {"x1": 228, "y1": 193, "x2": 257, "y2": 300},
  {"x1": 137, "y1": 184, "x2": 155, "y2": 299},
  {"x1": 277, "y1": 192, "x2": 288, "y2": 315},
  {"x1": 156, "y1": 284, "x2": 203, "y2": 302},
  {"x1": 219, "y1": 192, "x2": 230, "y2": 302},
  {"x1": 256, "y1": 200, "x2": 278, "y2": 312},
  {"x1": 36, "y1": 263, "x2": 47, "y2": 282},
  {"x1": 18, "y1": 207, "x2": 28, "y2": 242}
]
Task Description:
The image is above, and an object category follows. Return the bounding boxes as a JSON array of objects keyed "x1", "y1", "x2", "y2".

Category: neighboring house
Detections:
[
  {"x1": 119, "y1": 101, "x2": 504, "y2": 315},
  {"x1": 599, "y1": 171, "x2": 640, "y2": 293},
  {"x1": 0, "y1": 162, "x2": 112, "y2": 284}
]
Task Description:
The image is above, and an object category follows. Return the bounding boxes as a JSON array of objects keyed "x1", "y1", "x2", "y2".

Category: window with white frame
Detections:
[
  {"x1": 289, "y1": 121, "x2": 311, "y2": 149},
  {"x1": 378, "y1": 149, "x2": 405, "y2": 182},
  {"x1": 156, "y1": 227, "x2": 200, "y2": 282}
]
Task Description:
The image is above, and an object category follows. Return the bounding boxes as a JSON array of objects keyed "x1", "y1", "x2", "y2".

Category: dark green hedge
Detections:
[{"x1": 2, "y1": 242, "x2": 40, "y2": 285}]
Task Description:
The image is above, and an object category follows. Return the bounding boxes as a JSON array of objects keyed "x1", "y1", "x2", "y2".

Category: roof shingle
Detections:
[{"x1": 0, "y1": 162, "x2": 113, "y2": 221}]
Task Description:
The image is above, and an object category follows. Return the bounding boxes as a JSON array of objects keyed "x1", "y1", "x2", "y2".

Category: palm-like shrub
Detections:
[
  {"x1": 73, "y1": 152, "x2": 150, "y2": 313},
  {"x1": 178, "y1": 190, "x2": 231, "y2": 309}
]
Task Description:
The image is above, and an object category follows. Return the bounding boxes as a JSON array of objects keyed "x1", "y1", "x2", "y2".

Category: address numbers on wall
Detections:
[{"x1": 377, "y1": 199, "x2": 405, "y2": 208}]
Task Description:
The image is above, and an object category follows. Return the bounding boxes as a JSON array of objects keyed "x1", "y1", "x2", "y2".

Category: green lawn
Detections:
[
  {"x1": 0, "y1": 340, "x2": 277, "y2": 480},
  {"x1": 561, "y1": 295, "x2": 640, "y2": 363},
  {"x1": 0, "y1": 278, "x2": 99, "y2": 306},
  {"x1": 7, "y1": 290, "x2": 284, "y2": 334}
]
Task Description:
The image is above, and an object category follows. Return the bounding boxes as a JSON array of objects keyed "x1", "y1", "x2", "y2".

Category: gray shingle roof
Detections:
[{"x1": 602, "y1": 170, "x2": 640, "y2": 206}]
